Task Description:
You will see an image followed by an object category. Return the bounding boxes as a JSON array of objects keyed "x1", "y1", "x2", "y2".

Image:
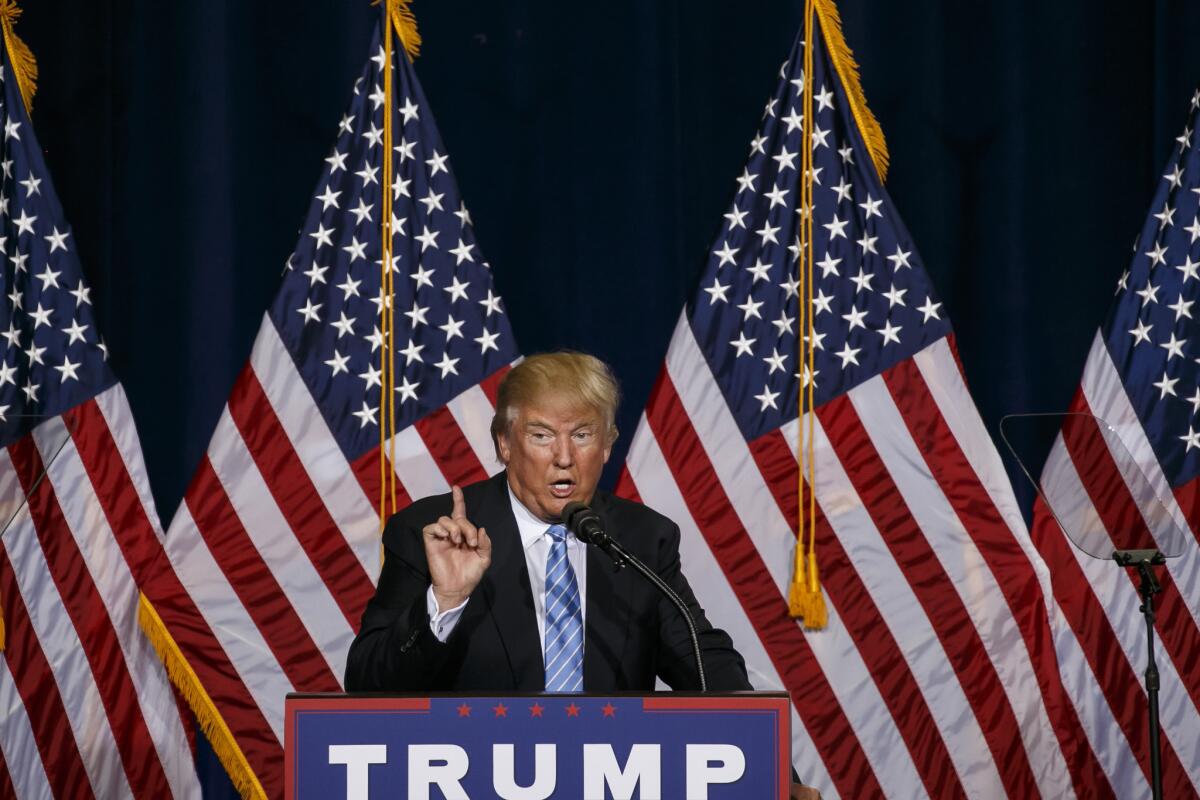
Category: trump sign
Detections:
[{"x1": 285, "y1": 693, "x2": 790, "y2": 799}]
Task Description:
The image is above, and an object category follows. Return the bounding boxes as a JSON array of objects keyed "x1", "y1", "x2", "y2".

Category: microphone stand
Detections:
[
  {"x1": 1113, "y1": 548, "x2": 1164, "y2": 800},
  {"x1": 564, "y1": 504, "x2": 708, "y2": 691}
]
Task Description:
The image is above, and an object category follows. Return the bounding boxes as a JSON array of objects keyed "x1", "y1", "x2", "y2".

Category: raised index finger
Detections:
[{"x1": 450, "y1": 485, "x2": 467, "y2": 520}]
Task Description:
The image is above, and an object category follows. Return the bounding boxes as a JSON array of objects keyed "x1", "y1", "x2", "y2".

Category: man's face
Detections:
[{"x1": 497, "y1": 393, "x2": 613, "y2": 523}]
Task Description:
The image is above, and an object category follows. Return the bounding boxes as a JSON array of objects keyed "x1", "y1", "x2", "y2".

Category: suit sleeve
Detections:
[
  {"x1": 652, "y1": 521, "x2": 753, "y2": 691},
  {"x1": 344, "y1": 508, "x2": 454, "y2": 691}
]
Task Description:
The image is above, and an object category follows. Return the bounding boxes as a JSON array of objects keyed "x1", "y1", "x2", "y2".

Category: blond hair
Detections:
[{"x1": 491, "y1": 352, "x2": 620, "y2": 456}]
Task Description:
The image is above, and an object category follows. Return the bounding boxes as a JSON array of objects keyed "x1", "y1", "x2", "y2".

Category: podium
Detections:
[{"x1": 285, "y1": 692, "x2": 790, "y2": 799}]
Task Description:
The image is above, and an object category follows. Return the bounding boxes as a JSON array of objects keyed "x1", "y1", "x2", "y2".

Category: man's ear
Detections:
[{"x1": 496, "y1": 429, "x2": 512, "y2": 464}]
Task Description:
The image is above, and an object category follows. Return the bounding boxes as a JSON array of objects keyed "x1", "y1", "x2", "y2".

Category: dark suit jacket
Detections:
[{"x1": 344, "y1": 471, "x2": 752, "y2": 692}]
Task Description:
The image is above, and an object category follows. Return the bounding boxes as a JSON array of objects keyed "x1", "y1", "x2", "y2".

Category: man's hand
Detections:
[
  {"x1": 790, "y1": 784, "x2": 821, "y2": 800},
  {"x1": 423, "y1": 485, "x2": 492, "y2": 609}
]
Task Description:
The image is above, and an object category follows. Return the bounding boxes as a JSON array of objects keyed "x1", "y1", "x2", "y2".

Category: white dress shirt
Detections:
[{"x1": 426, "y1": 484, "x2": 588, "y2": 646}]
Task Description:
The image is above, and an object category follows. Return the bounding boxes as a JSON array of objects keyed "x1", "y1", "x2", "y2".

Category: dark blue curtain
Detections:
[{"x1": 18, "y1": 0, "x2": 1200, "y2": 794}]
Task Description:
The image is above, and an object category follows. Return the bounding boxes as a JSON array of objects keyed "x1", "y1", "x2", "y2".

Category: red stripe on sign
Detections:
[
  {"x1": 351, "y1": 445, "x2": 412, "y2": 520},
  {"x1": 74, "y1": 428, "x2": 283, "y2": 798},
  {"x1": 817, "y1": 394, "x2": 1040, "y2": 798},
  {"x1": 7, "y1": 436, "x2": 173, "y2": 797},
  {"x1": 748, "y1": 428, "x2": 967, "y2": 800},
  {"x1": 614, "y1": 465, "x2": 642, "y2": 504},
  {"x1": 1060, "y1": 395, "x2": 1200, "y2": 738},
  {"x1": 643, "y1": 374, "x2": 884, "y2": 800},
  {"x1": 228, "y1": 366, "x2": 375, "y2": 627},
  {"x1": 0, "y1": 544, "x2": 92, "y2": 797},
  {"x1": 478, "y1": 364, "x2": 512, "y2": 406},
  {"x1": 414, "y1": 405, "x2": 489, "y2": 487},
  {"x1": 884, "y1": 359, "x2": 1113, "y2": 798},
  {"x1": 1030, "y1": 504, "x2": 1193, "y2": 796},
  {"x1": 185, "y1": 456, "x2": 342, "y2": 694}
]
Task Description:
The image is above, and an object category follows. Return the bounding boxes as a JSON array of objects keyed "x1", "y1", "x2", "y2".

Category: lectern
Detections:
[{"x1": 285, "y1": 692, "x2": 790, "y2": 799}]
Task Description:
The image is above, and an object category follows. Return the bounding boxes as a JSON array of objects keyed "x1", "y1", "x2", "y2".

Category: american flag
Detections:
[
  {"x1": 615, "y1": 5, "x2": 1106, "y2": 797},
  {"x1": 136, "y1": 20, "x2": 518, "y2": 797},
  {"x1": 1029, "y1": 89, "x2": 1200, "y2": 797},
  {"x1": 0, "y1": 33, "x2": 200, "y2": 800}
]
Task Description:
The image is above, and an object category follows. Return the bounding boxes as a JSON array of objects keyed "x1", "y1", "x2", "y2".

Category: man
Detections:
[{"x1": 346, "y1": 352, "x2": 819, "y2": 798}]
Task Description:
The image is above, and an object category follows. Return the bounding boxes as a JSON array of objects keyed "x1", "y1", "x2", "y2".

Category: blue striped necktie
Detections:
[{"x1": 543, "y1": 524, "x2": 584, "y2": 692}]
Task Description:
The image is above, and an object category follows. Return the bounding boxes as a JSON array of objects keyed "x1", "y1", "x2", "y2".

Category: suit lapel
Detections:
[
  {"x1": 476, "y1": 473, "x2": 544, "y2": 690},
  {"x1": 583, "y1": 492, "x2": 631, "y2": 690}
]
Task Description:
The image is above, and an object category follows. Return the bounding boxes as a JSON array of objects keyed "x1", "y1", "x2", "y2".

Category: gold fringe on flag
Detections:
[
  {"x1": 137, "y1": 595, "x2": 267, "y2": 800},
  {"x1": 812, "y1": 0, "x2": 888, "y2": 180},
  {"x1": 0, "y1": 0, "x2": 37, "y2": 113},
  {"x1": 373, "y1": 0, "x2": 421, "y2": 61}
]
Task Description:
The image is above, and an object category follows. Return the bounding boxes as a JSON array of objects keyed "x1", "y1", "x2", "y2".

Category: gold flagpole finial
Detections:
[{"x1": 0, "y1": 0, "x2": 37, "y2": 113}]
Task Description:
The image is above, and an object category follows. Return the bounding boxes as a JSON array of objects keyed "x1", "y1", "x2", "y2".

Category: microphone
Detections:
[{"x1": 562, "y1": 501, "x2": 708, "y2": 692}]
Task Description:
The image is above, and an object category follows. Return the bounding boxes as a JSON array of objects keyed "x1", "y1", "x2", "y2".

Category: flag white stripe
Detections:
[
  {"x1": 446, "y1": 384, "x2": 502, "y2": 475},
  {"x1": 0, "y1": 454, "x2": 130, "y2": 797},
  {"x1": 622, "y1": 419, "x2": 835, "y2": 797},
  {"x1": 388, "y1": 425, "x2": 451, "y2": 502},
  {"x1": 252, "y1": 318, "x2": 381, "y2": 579},
  {"x1": 663, "y1": 323, "x2": 931, "y2": 797},
  {"x1": 1078, "y1": 333, "x2": 1200, "y2": 637},
  {"x1": 665, "y1": 317, "x2": 794, "y2": 588},
  {"x1": 1047, "y1": 437, "x2": 1200, "y2": 789},
  {"x1": 848, "y1": 374, "x2": 1075, "y2": 795},
  {"x1": 94, "y1": 385, "x2": 168, "y2": 540},
  {"x1": 205, "y1": 407, "x2": 353, "y2": 682},
  {"x1": 780, "y1": 414, "x2": 1002, "y2": 798},
  {"x1": 0, "y1": 657, "x2": 54, "y2": 800},
  {"x1": 163, "y1": 504, "x2": 290, "y2": 742},
  {"x1": 37, "y1": 421, "x2": 199, "y2": 798},
  {"x1": 1048, "y1": 591, "x2": 1150, "y2": 798}
]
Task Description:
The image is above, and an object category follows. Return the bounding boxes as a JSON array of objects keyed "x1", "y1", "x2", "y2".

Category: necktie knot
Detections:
[{"x1": 546, "y1": 523, "x2": 568, "y2": 543}]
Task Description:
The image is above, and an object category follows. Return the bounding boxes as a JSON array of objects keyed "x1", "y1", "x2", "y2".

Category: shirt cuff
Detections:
[{"x1": 426, "y1": 586, "x2": 469, "y2": 642}]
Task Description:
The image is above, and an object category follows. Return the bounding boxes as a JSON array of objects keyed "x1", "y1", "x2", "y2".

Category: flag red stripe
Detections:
[
  {"x1": 68, "y1": 402, "x2": 283, "y2": 795},
  {"x1": 817, "y1": 394, "x2": 1040, "y2": 797},
  {"x1": 228, "y1": 367, "x2": 375, "y2": 627},
  {"x1": 748, "y1": 428, "x2": 968, "y2": 800},
  {"x1": 1030, "y1": 506, "x2": 1193, "y2": 795},
  {"x1": 63, "y1": 402, "x2": 164, "y2": 581},
  {"x1": 414, "y1": 405, "x2": 489, "y2": 487},
  {"x1": 614, "y1": 465, "x2": 642, "y2": 504},
  {"x1": 1058, "y1": 397, "x2": 1200, "y2": 726},
  {"x1": 643, "y1": 374, "x2": 885, "y2": 799},
  {"x1": 0, "y1": 546, "x2": 92, "y2": 797},
  {"x1": 7, "y1": 437, "x2": 173, "y2": 797},
  {"x1": 0, "y1": 745, "x2": 15, "y2": 798},
  {"x1": 883, "y1": 359, "x2": 1114, "y2": 797},
  {"x1": 1058, "y1": 400, "x2": 1154, "y2": 545},
  {"x1": 185, "y1": 456, "x2": 342, "y2": 693},
  {"x1": 478, "y1": 364, "x2": 511, "y2": 406},
  {"x1": 351, "y1": 446, "x2": 411, "y2": 521}
]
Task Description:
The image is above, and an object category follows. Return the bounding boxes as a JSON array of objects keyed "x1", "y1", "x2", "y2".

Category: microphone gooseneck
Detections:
[{"x1": 562, "y1": 501, "x2": 708, "y2": 692}]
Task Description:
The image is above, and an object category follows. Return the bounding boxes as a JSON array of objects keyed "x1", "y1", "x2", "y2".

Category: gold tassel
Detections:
[
  {"x1": 137, "y1": 594, "x2": 268, "y2": 800},
  {"x1": 372, "y1": 0, "x2": 421, "y2": 60},
  {"x1": 812, "y1": 0, "x2": 888, "y2": 180},
  {"x1": 799, "y1": 551, "x2": 827, "y2": 630},
  {"x1": 0, "y1": 0, "x2": 37, "y2": 113},
  {"x1": 788, "y1": 545, "x2": 806, "y2": 618}
]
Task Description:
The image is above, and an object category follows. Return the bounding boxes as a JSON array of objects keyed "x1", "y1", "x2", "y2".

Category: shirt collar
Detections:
[{"x1": 506, "y1": 482, "x2": 575, "y2": 551}]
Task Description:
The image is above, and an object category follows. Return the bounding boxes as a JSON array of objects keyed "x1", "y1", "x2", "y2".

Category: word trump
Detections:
[{"x1": 328, "y1": 742, "x2": 747, "y2": 799}]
